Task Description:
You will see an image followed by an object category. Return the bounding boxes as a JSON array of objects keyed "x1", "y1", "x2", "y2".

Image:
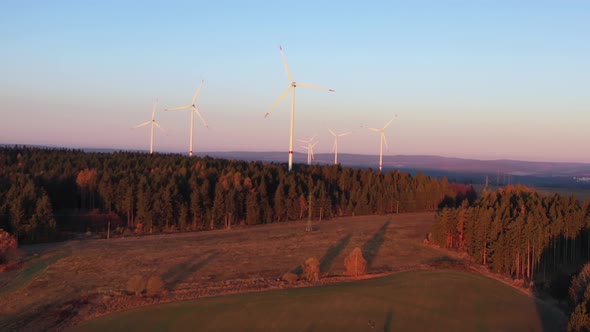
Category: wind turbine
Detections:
[
  {"x1": 368, "y1": 115, "x2": 398, "y2": 172},
  {"x1": 265, "y1": 46, "x2": 335, "y2": 171},
  {"x1": 165, "y1": 80, "x2": 208, "y2": 156},
  {"x1": 298, "y1": 137, "x2": 318, "y2": 165},
  {"x1": 132, "y1": 99, "x2": 165, "y2": 154},
  {"x1": 328, "y1": 128, "x2": 352, "y2": 165}
]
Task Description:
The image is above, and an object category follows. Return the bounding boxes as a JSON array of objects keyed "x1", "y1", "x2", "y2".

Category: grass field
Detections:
[
  {"x1": 0, "y1": 212, "x2": 566, "y2": 331},
  {"x1": 71, "y1": 270, "x2": 565, "y2": 332},
  {"x1": 0, "y1": 213, "x2": 446, "y2": 330}
]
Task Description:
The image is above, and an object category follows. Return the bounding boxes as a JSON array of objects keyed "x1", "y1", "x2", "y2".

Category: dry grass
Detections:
[{"x1": 0, "y1": 212, "x2": 456, "y2": 331}]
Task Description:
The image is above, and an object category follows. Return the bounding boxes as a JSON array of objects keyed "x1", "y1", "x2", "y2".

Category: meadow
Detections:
[
  {"x1": 0, "y1": 212, "x2": 566, "y2": 331},
  {"x1": 71, "y1": 270, "x2": 565, "y2": 332}
]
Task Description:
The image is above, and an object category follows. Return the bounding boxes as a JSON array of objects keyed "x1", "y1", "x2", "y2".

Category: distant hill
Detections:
[
  {"x1": 196, "y1": 151, "x2": 590, "y2": 178},
  {"x1": 4, "y1": 144, "x2": 590, "y2": 178}
]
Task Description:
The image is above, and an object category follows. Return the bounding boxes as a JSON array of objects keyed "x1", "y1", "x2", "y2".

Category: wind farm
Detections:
[
  {"x1": 298, "y1": 136, "x2": 318, "y2": 165},
  {"x1": 2, "y1": 2, "x2": 589, "y2": 332}
]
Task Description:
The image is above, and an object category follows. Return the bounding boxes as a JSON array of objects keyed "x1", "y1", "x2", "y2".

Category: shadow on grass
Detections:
[
  {"x1": 383, "y1": 310, "x2": 393, "y2": 332},
  {"x1": 362, "y1": 220, "x2": 390, "y2": 270},
  {"x1": 162, "y1": 249, "x2": 219, "y2": 290},
  {"x1": 320, "y1": 234, "x2": 351, "y2": 273},
  {"x1": 290, "y1": 234, "x2": 351, "y2": 276},
  {"x1": 0, "y1": 251, "x2": 67, "y2": 296}
]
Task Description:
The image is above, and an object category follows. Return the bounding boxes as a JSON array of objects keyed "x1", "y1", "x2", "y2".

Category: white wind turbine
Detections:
[
  {"x1": 132, "y1": 99, "x2": 165, "y2": 154},
  {"x1": 265, "y1": 46, "x2": 335, "y2": 171},
  {"x1": 298, "y1": 137, "x2": 318, "y2": 165},
  {"x1": 165, "y1": 80, "x2": 208, "y2": 156},
  {"x1": 368, "y1": 115, "x2": 398, "y2": 172},
  {"x1": 328, "y1": 128, "x2": 352, "y2": 165}
]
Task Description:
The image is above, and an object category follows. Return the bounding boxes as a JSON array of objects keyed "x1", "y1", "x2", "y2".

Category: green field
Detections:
[{"x1": 71, "y1": 270, "x2": 565, "y2": 332}]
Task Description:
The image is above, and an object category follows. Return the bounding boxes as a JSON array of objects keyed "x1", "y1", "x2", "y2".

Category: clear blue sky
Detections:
[{"x1": 1, "y1": 1, "x2": 588, "y2": 162}]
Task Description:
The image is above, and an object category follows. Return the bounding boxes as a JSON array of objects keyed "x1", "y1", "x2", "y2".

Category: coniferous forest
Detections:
[
  {"x1": 0, "y1": 146, "x2": 472, "y2": 244},
  {"x1": 431, "y1": 185, "x2": 590, "y2": 289}
]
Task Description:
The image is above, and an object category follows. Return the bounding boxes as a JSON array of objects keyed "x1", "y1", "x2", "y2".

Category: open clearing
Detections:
[
  {"x1": 71, "y1": 270, "x2": 564, "y2": 332},
  {"x1": 0, "y1": 212, "x2": 565, "y2": 331}
]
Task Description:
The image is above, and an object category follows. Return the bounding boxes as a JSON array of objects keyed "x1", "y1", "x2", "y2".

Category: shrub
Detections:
[
  {"x1": 303, "y1": 257, "x2": 320, "y2": 282},
  {"x1": 0, "y1": 229, "x2": 17, "y2": 265},
  {"x1": 146, "y1": 275, "x2": 166, "y2": 296},
  {"x1": 123, "y1": 228, "x2": 133, "y2": 237},
  {"x1": 127, "y1": 275, "x2": 146, "y2": 295},
  {"x1": 344, "y1": 247, "x2": 367, "y2": 276},
  {"x1": 281, "y1": 272, "x2": 298, "y2": 284}
]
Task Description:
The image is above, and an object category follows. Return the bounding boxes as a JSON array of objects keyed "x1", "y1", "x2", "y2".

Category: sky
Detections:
[{"x1": 1, "y1": 1, "x2": 589, "y2": 163}]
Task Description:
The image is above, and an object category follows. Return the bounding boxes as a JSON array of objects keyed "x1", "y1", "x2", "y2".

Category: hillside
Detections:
[{"x1": 195, "y1": 151, "x2": 590, "y2": 178}]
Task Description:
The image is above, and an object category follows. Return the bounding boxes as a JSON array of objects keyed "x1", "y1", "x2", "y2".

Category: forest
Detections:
[
  {"x1": 0, "y1": 146, "x2": 473, "y2": 244},
  {"x1": 431, "y1": 185, "x2": 590, "y2": 284}
]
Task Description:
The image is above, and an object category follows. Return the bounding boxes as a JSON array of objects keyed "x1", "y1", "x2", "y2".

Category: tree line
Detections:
[
  {"x1": 0, "y1": 146, "x2": 472, "y2": 243},
  {"x1": 431, "y1": 185, "x2": 590, "y2": 281}
]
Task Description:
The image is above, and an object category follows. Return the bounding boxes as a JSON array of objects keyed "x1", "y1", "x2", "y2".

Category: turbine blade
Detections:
[
  {"x1": 338, "y1": 131, "x2": 353, "y2": 137},
  {"x1": 165, "y1": 105, "x2": 192, "y2": 111},
  {"x1": 151, "y1": 99, "x2": 158, "y2": 119},
  {"x1": 296, "y1": 82, "x2": 335, "y2": 92},
  {"x1": 191, "y1": 80, "x2": 205, "y2": 104},
  {"x1": 368, "y1": 128, "x2": 381, "y2": 132},
  {"x1": 328, "y1": 128, "x2": 336, "y2": 137},
  {"x1": 297, "y1": 139, "x2": 308, "y2": 143},
  {"x1": 279, "y1": 45, "x2": 293, "y2": 82},
  {"x1": 154, "y1": 121, "x2": 166, "y2": 133},
  {"x1": 383, "y1": 115, "x2": 398, "y2": 129},
  {"x1": 266, "y1": 86, "x2": 291, "y2": 117},
  {"x1": 382, "y1": 134, "x2": 389, "y2": 152},
  {"x1": 193, "y1": 106, "x2": 209, "y2": 128},
  {"x1": 133, "y1": 121, "x2": 151, "y2": 129}
]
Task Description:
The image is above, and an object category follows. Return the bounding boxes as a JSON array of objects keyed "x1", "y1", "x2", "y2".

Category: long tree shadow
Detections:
[
  {"x1": 162, "y1": 249, "x2": 220, "y2": 290},
  {"x1": 290, "y1": 234, "x2": 351, "y2": 276},
  {"x1": 383, "y1": 310, "x2": 393, "y2": 332},
  {"x1": 362, "y1": 220, "x2": 390, "y2": 270},
  {"x1": 320, "y1": 234, "x2": 351, "y2": 273}
]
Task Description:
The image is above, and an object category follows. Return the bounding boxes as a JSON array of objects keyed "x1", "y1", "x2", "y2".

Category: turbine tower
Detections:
[
  {"x1": 265, "y1": 46, "x2": 335, "y2": 171},
  {"x1": 165, "y1": 80, "x2": 208, "y2": 156},
  {"x1": 132, "y1": 99, "x2": 165, "y2": 154},
  {"x1": 299, "y1": 137, "x2": 318, "y2": 165},
  {"x1": 328, "y1": 128, "x2": 352, "y2": 165},
  {"x1": 368, "y1": 115, "x2": 398, "y2": 172}
]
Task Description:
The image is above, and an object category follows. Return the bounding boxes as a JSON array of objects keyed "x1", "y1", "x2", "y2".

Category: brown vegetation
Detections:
[
  {"x1": 570, "y1": 264, "x2": 590, "y2": 304},
  {"x1": 146, "y1": 275, "x2": 165, "y2": 296},
  {"x1": 127, "y1": 275, "x2": 146, "y2": 296},
  {"x1": 344, "y1": 247, "x2": 367, "y2": 276},
  {"x1": 281, "y1": 272, "x2": 298, "y2": 284},
  {"x1": 303, "y1": 257, "x2": 320, "y2": 282},
  {"x1": 0, "y1": 229, "x2": 17, "y2": 268}
]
